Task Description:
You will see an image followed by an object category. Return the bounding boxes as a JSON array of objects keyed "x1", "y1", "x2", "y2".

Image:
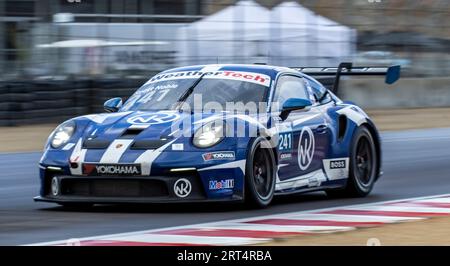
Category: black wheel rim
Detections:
[
  {"x1": 354, "y1": 136, "x2": 374, "y2": 187},
  {"x1": 252, "y1": 145, "x2": 273, "y2": 199}
]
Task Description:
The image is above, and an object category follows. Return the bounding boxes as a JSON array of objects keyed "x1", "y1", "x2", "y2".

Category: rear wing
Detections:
[{"x1": 291, "y1": 62, "x2": 401, "y2": 94}]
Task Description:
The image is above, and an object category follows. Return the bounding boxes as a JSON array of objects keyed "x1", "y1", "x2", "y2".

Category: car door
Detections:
[{"x1": 271, "y1": 74, "x2": 330, "y2": 189}]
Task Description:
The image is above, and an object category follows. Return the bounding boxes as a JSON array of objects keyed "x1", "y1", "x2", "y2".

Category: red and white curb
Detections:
[{"x1": 29, "y1": 194, "x2": 450, "y2": 246}]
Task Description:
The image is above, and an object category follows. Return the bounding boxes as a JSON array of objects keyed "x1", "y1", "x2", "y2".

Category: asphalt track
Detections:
[{"x1": 1, "y1": 127, "x2": 450, "y2": 245}]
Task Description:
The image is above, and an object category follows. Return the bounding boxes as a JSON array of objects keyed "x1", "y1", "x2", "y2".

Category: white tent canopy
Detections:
[{"x1": 177, "y1": 0, "x2": 356, "y2": 66}]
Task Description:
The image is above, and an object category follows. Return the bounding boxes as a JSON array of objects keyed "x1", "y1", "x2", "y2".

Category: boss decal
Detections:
[
  {"x1": 298, "y1": 126, "x2": 315, "y2": 171},
  {"x1": 127, "y1": 112, "x2": 179, "y2": 125},
  {"x1": 323, "y1": 158, "x2": 349, "y2": 181},
  {"x1": 202, "y1": 151, "x2": 235, "y2": 161},
  {"x1": 330, "y1": 159, "x2": 346, "y2": 169}
]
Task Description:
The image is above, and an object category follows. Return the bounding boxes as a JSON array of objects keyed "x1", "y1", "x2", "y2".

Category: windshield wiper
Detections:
[{"x1": 175, "y1": 73, "x2": 207, "y2": 110}]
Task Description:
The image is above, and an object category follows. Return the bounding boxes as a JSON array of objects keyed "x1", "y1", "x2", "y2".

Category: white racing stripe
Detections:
[
  {"x1": 292, "y1": 113, "x2": 321, "y2": 127},
  {"x1": 100, "y1": 139, "x2": 134, "y2": 164},
  {"x1": 82, "y1": 111, "x2": 132, "y2": 124},
  {"x1": 135, "y1": 140, "x2": 175, "y2": 175},
  {"x1": 410, "y1": 198, "x2": 450, "y2": 204},
  {"x1": 283, "y1": 214, "x2": 423, "y2": 223},
  {"x1": 337, "y1": 106, "x2": 367, "y2": 126},
  {"x1": 99, "y1": 234, "x2": 267, "y2": 246},
  {"x1": 346, "y1": 205, "x2": 450, "y2": 213},
  {"x1": 198, "y1": 223, "x2": 354, "y2": 233}
]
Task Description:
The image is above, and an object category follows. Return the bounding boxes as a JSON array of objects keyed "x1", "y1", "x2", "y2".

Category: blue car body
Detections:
[{"x1": 34, "y1": 64, "x2": 383, "y2": 205}]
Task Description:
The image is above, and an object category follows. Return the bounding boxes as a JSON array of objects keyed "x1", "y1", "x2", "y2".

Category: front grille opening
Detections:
[{"x1": 59, "y1": 179, "x2": 169, "y2": 198}]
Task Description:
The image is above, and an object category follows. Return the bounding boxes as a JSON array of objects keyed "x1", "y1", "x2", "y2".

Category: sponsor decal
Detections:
[
  {"x1": 174, "y1": 178, "x2": 192, "y2": 198},
  {"x1": 209, "y1": 179, "x2": 235, "y2": 190},
  {"x1": 172, "y1": 143, "x2": 184, "y2": 151},
  {"x1": 145, "y1": 70, "x2": 271, "y2": 87},
  {"x1": 279, "y1": 153, "x2": 292, "y2": 161},
  {"x1": 330, "y1": 159, "x2": 346, "y2": 169},
  {"x1": 323, "y1": 158, "x2": 349, "y2": 180},
  {"x1": 127, "y1": 112, "x2": 179, "y2": 125},
  {"x1": 202, "y1": 151, "x2": 235, "y2": 161},
  {"x1": 82, "y1": 163, "x2": 141, "y2": 176},
  {"x1": 298, "y1": 126, "x2": 315, "y2": 171},
  {"x1": 308, "y1": 177, "x2": 320, "y2": 187}
]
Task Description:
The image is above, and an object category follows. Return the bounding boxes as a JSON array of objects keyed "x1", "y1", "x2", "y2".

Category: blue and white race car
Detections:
[{"x1": 35, "y1": 63, "x2": 400, "y2": 207}]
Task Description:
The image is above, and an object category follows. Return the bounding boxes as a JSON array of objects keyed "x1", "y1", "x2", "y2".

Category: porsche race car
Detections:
[{"x1": 34, "y1": 63, "x2": 400, "y2": 207}]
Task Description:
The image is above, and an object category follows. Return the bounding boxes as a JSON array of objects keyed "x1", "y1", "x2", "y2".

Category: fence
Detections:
[{"x1": 1, "y1": 0, "x2": 450, "y2": 77}]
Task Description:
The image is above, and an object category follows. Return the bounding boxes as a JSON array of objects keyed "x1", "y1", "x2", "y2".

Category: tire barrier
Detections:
[
  {"x1": 0, "y1": 78, "x2": 148, "y2": 126},
  {"x1": 0, "y1": 76, "x2": 332, "y2": 126}
]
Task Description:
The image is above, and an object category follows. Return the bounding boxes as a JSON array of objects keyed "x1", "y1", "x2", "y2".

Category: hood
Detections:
[{"x1": 77, "y1": 110, "x2": 230, "y2": 143}]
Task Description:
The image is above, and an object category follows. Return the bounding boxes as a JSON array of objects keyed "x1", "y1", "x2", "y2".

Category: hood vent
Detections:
[
  {"x1": 83, "y1": 139, "x2": 111, "y2": 149},
  {"x1": 131, "y1": 139, "x2": 171, "y2": 150},
  {"x1": 121, "y1": 128, "x2": 145, "y2": 138}
]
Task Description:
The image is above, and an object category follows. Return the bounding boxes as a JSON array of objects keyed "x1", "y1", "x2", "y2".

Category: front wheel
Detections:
[
  {"x1": 327, "y1": 126, "x2": 378, "y2": 198},
  {"x1": 245, "y1": 137, "x2": 276, "y2": 208}
]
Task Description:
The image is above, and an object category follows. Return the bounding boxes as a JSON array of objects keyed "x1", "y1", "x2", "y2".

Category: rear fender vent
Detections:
[{"x1": 338, "y1": 115, "x2": 347, "y2": 141}]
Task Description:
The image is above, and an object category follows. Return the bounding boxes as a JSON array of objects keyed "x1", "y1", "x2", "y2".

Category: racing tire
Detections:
[
  {"x1": 326, "y1": 126, "x2": 378, "y2": 198},
  {"x1": 244, "y1": 137, "x2": 276, "y2": 208}
]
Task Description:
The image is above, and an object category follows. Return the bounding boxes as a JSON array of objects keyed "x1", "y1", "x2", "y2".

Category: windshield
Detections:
[{"x1": 121, "y1": 70, "x2": 271, "y2": 112}]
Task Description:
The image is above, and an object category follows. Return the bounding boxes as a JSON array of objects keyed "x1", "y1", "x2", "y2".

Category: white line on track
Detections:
[{"x1": 27, "y1": 193, "x2": 450, "y2": 246}]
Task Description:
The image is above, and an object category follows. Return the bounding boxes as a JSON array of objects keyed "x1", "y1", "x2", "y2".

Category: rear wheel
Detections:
[
  {"x1": 245, "y1": 137, "x2": 276, "y2": 208},
  {"x1": 327, "y1": 126, "x2": 378, "y2": 198}
]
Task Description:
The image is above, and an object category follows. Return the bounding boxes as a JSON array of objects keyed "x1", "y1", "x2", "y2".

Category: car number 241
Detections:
[{"x1": 278, "y1": 132, "x2": 292, "y2": 151}]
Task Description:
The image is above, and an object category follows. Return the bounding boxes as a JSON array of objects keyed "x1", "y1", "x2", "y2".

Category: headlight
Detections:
[
  {"x1": 50, "y1": 121, "x2": 76, "y2": 149},
  {"x1": 193, "y1": 121, "x2": 226, "y2": 148}
]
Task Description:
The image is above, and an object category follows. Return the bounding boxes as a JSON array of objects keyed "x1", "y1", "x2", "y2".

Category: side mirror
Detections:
[
  {"x1": 280, "y1": 98, "x2": 312, "y2": 120},
  {"x1": 104, "y1": 97, "x2": 122, "y2": 113},
  {"x1": 385, "y1": 65, "x2": 401, "y2": 85}
]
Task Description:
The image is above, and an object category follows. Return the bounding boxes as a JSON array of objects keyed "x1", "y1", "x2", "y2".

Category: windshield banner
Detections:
[{"x1": 145, "y1": 70, "x2": 272, "y2": 87}]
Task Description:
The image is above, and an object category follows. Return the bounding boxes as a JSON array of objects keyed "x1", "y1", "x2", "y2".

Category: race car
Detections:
[{"x1": 34, "y1": 63, "x2": 400, "y2": 208}]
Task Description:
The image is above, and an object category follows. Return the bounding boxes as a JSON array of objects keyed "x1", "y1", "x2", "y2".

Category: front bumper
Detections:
[
  {"x1": 37, "y1": 155, "x2": 246, "y2": 204},
  {"x1": 35, "y1": 173, "x2": 243, "y2": 204}
]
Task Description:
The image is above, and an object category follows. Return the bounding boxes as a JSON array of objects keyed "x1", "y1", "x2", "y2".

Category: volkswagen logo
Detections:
[
  {"x1": 298, "y1": 126, "x2": 315, "y2": 171},
  {"x1": 127, "y1": 113, "x2": 180, "y2": 125},
  {"x1": 173, "y1": 178, "x2": 192, "y2": 198}
]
